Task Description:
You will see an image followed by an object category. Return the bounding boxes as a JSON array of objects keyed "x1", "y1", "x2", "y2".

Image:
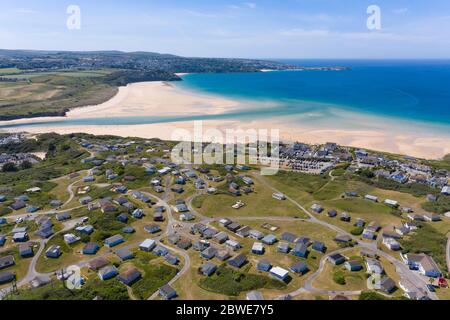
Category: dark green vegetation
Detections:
[
  {"x1": 427, "y1": 154, "x2": 450, "y2": 171},
  {"x1": 422, "y1": 196, "x2": 450, "y2": 214},
  {"x1": 269, "y1": 171, "x2": 330, "y2": 194},
  {"x1": 131, "y1": 252, "x2": 178, "y2": 300},
  {"x1": 6, "y1": 279, "x2": 129, "y2": 300},
  {"x1": 333, "y1": 269, "x2": 346, "y2": 285},
  {"x1": 400, "y1": 223, "x2": 449, "y2": 272},
  {"x1": 350, "y1": 226, "x2": 364, "y2": 236},
  {"x1": 199, "y1": 266, "x2": 286, "y2": 296}
]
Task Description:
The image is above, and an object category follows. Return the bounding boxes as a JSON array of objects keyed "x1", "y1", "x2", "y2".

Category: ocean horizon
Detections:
[
  {"x1": 1, "y1": 59, "x2": 450, "y2": 137},
  {"x1": 177, "y1": 59, "x2": 450, "y2": 129}
]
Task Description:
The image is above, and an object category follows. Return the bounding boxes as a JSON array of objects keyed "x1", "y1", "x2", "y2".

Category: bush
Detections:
[
  {"x1": 400, "y1": 223, "x2": 448, "y2": 271},
  {"x1": 422, "y1": 196, "x2": 450, "y2": 214},
  {"x1": 350, "y1": 227, "x2": 364, "y2": 236},
  {"x1": 359, "y1": 291, "x2": 386, "y2": 300},
  {"x1": 333, "y1": 270, "x2": 346, "y2": 285},
  {"x1": 2, "y1": 162, "x2": 17, "y2": 172}
]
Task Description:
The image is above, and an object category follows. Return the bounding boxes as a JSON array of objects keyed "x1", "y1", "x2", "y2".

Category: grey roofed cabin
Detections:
[
  {"x1": 88, "y1": 257, "x2": 110, "y2": 271},
  {"x1": 165, "y1": 254, "x2": 179, "y2": 265},
  {"x1": 104, "y1": 234, "x2": 125, "y2": 247},
  {"x1": 312, "y1": 241, "x2": 326, "y2": 253},
  {"x1": 0, "y1": 271, "x2": 15, "y2": 284},
  {"x1": 98, "y1": 265, "x2": 119, "y2": 281},
  {"x1": 153, "y1": 245, "x2": 169, "y2": 256},
  {"x1": 200, "y1": 262, "x2": 217, "y2": 276},
  {"x1": 144, "y1": 224, "x2": 161, "y2": 234},
  {"x1": 191, "y1": 223, "x2": 207, "y2": 234},
  {"x1": 236, "y1": 226, "x2": 251, "y2": 237},
  {"x1": 9, "y1": 200, "x2": 26, "y2": 211},
  {"x1": 118, "y1": 267, "x2": 141, "y2": 286},
  {"x1": 0, "y1": 255, "x2": 15, "y2": 269},
  {"x1": 56, "y1": 212, "x2": 71, "y2": 221},
  {"x1": 247, "y1": 291, "x2": 264, "y2": 300},
  {"x1": 257, "y1": 259, "x2": 272, "y2": 272},
  {"x1": 327, "y1": 209, "x2": 337, "y2": 217},
  {"x1": 345, "y1": 260, "x2": 363, "y2": 271},
  {"x1": 193, "y1": 240, "x2": 210, "y2": 251},
  {"x1": 0, "y1": 235, "x2": 6, "y2": 246},
  {"x1": 202, "y1": 228, "x2": 219, "y2": 239},
  {"x1": 379, "y1": 277, "x2": 396, "y2": 293},
  {"x1": 83, "y1": 242, "x2": 100, "y2": 255},
  {"x1": 281, "y1": 232, "x2": 297, "y2": 243},
  {"x1": 328, "y1": 253, "x2": 346, "y2": 265},
  {"x1": 35, "y1": 226, "x2": 54, "y2": 239},
  {"x1": 45, "y1": 245, "x2": 61, "y2": 258},
  {"x1": 334, "y1": 234, "x2": 352, "y2": 243},
  {"x1": 290, "y1": 261, "x2": 309, "y2": 274},
  {"x1": 262, "y1": 234, "x2": 277, "y2": 245},
  {"x1": 292, "y1": 243, "x2": 308, "y2": 258},
  {"x1": 215, "y1": 249, "x2": 231, "y2": 261},
  {"x1": 249, "y1": 229, "x2": 264, "y2": 240},
  {"x1": 228, "y1": 253, "x2": 247, "y2": 269},
  {"x1": 19, "y1": 243, "x2": 34, "y2": 257},
  {"x1": 226, "y1": 222, "x2": 241, "y2": 232},
  {"x1": 214, "y1": 232, "x2": 229, "y2": 244},
  {"x1": 159, "y1": 284, "x2": 177, "y2": 300},
  {"x1": 177, "y1": 238, "x2": 192, "y2": 250},
  {"x1": 201, "y1": 246, "x2": 218, "y2": 260},
  {"x1": 294, "y1": 236, "x2": 310, "y2": 245},
  {"x1": 115, "y1": 247, "x2": 134, "y2": 261},
  {"x1": 277, "y1": 242, "x2": 290, "y2": 253}
]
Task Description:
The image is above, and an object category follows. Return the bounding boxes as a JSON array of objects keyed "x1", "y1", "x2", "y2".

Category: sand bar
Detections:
[{"x1": 1, "y1": 81, "x2": 450, "y2": 160}]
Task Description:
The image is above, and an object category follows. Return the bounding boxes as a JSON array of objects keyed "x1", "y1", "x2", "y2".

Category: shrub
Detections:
[{"x1": 333, "y1": 270, "x2": 346, "y2": 285}]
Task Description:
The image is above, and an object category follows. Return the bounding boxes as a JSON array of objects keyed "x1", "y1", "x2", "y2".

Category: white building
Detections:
[
  {"x1": 441, "y1": 186, "x2": 449, "y2": 195},
  {"x1": 269, "y1": 266, "x2": 289, "y2": 281},
  {"x1": 139, "y1": 239, "x2": 156, "y2": 252},
  {"x1": 384, "y1": 199, "x2": 399, "y2": 207},
  {"x1": 63, "y1": 233, "x2": 80, "y2": 245},
  {"x1": 383, "y1": 237, "x2": 401, "y2": 251},
  {"x1": 251, "y1": 242, "x2": 265, "y2": 255}
]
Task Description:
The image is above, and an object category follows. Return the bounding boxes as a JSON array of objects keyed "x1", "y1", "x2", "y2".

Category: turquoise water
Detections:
[
  {"x1": 1, "y1": 60, "x2": 450, "y2": 132},
  {"x1": 178, "y1": 60, "x2": 450, "y2": 127}
]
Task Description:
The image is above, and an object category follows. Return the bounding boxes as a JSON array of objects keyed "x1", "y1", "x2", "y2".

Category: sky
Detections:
[{"x1": 1, "y1": 0, "x2": 450, "y2": 59}]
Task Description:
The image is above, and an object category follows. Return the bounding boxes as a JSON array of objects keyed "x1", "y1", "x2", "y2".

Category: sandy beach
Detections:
[{"x1": 1, "y1": 80, "x2": 450, "y2": 159}]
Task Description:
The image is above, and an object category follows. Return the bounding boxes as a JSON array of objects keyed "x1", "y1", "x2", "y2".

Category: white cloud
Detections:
[
  {"x1": 393, "y1": 8, "x2": 408, "y2": 14},
  {"x1": 243, "y1": 2, "x2": 257, "y2": 9},
  {"x1": 229, "y1": 2, "x2": 257, "y2": 10},
  {"x1": 15, "y1": 8, "x2": 36, "y2": 14}
]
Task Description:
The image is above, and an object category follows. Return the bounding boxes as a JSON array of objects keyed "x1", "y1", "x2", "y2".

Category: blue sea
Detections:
[
  {"x1": 1, "y1": 60, "x2": 450, "y2": 133},
  {"x1": 177, "y1": 60, "x2": 450, "y2": 128}
]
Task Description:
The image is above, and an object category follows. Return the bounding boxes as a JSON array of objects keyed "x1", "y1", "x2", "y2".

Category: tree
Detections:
[
  {"x1": 2, "y1": 162, "x2": 17, "y2": 172},
  {"x1": 20, "y1": 160, "x2": 32, "y2": 170}
]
